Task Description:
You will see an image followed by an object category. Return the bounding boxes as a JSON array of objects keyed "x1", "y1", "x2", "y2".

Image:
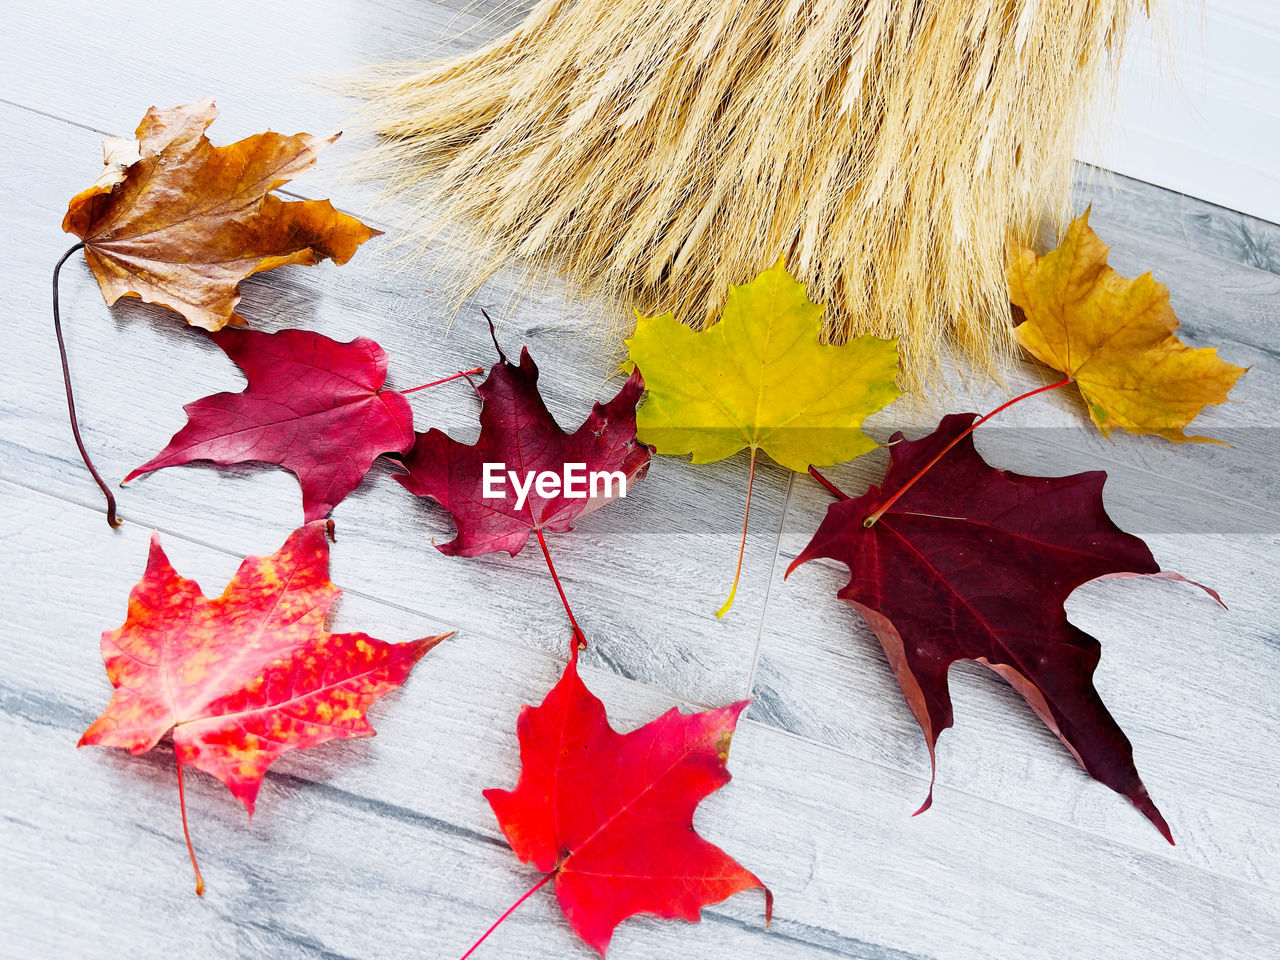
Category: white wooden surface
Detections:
[
  {"x1": 1078, "y1": 0, "x2": 1280, "y2": 224},
  {"x1": 2, "y1": 3, "x2": 1279, "y2": 959}
]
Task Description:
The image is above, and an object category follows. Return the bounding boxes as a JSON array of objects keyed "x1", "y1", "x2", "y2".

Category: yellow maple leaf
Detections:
[
  {"x1": 1007, "y1": 212, "x2": 1246, "y2": 443},
  {"x1": 626, "y1": 259, "x2": 900, "y2": 616}
]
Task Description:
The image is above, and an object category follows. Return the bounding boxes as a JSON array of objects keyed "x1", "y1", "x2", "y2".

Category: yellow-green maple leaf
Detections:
[
  {"x1": 1008, "y1": 212, "x2": 1246, "y2": 443},
  {"x1": 626, "y1": 259, "x2": 900, "y2": 616}
]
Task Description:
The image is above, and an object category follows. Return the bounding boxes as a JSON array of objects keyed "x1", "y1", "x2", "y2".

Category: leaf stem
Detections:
[
  {"x1": 400, "y1": 367, "x2": 484, "y2": 394},
  {"x1": 806, "y1": 466, "x2": 849, "y2": 501},
  {"x1": 716, "y1": 447, "x2": 757, "y2": 618},
  {"x1": 480, "y1": 308, "x2": 507, "y2": 362},
  {"x1": 459, "y1": 872, "x2": 554, "y2": 960},
  {"x1": 861, "y1": 376, "x2": 1073, "y2": 526},
  {"x1": 535, "y1": 528, "x2": 587, "y2": 653},
  {"x1": 53, "y1": 241, "x2": 120, "y2": 528},
  {"x1": 175, "y1": 753, "x2": 205, "y2": 896}
]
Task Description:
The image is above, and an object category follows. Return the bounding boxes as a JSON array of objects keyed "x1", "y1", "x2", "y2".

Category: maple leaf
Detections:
[
  {"x1": 467, "y1": 651, "x2": 771, "y2": 957},
  {"x1": 790, "y1": 414, "x2": 1223, "y2": 842},
  {"x1": 54, "y1": 99, "x2": 381, "y2": 527},
  {"x1": 80, "y1": 521, "x2": 446, "y2": 893},
  {"x1": 1007, "y1": 211, "x2": 1246, "y2": 443},
  {"x1": 626, "y1": 258, "x2": 900, "y2": 615},
  {"x1": 396, "y1": 323, "x2": 651, "y2": 649},
  {"x1": 122, "y1": 327, "x2": 476, "y2": 522},
  {"x1": 63, "y1": 98, "x2": 380, "y2": 331}
]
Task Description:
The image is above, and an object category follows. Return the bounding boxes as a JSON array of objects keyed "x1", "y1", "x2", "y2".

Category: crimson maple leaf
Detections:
[
  {"x1": 396, "y1": 326, "x2": 651, "y2": 649},
  {"x1": 125, "y1": 327, "x2": 473, "y2": 521},
  {"x1": 80, "y1": 521, "x2": 446, "y2": 892},
  {"x1": 789, "y1": 413, "x2": 1221, "y2": 842},
  {"x1": 467, "y1": 651, "x2": 771, "y2": 956}
]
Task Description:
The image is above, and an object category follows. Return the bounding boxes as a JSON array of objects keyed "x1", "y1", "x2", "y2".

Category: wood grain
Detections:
[
  {"x1": 6, "y1": 484, "x2": 1278, "y2": 960},
  {"x1": 2, "y1": 3, "x2": 1278, "y2": 958}
]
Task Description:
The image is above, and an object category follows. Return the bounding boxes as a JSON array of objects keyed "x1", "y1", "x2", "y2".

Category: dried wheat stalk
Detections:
[{"x1": 359, "y1": 0, "x2": 1147, "y2": 385}]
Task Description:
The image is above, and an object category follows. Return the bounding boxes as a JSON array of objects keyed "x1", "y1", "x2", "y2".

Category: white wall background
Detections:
[{"x1": 1078, "y1": 0, "x2": 1280, "y2": 224}]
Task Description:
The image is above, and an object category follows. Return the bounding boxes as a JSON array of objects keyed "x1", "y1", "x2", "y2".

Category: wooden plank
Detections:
[
  {"x1": 4, "y1": 3, "x2": 1279, "y2": 957},
  {"x1": 5, "y1": 482, "x2": 1278, "y2": 960},
  {"x1": 0, "y1": 0, "x2": 490, "y2": 132},
  {"x1": 1075, "y1": 167, "x2": 1280, "y2": 278}
]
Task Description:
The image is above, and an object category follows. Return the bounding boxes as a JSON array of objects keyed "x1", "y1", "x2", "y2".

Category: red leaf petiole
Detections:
[
  {"x1": 862, "y1": 377, "x2": 1072, "y2": 526},
  {"x1": 399, "y1": 367, "x2": 484, "y2": 394},
  {"x1": 807, "y1": 377, "x2": 1074, "y2": 520},
  {"x1": 459, "y1": 872, "x2": 554, "y2": 959},
  {"x1": 807, "y1": 465, "x2": 849, "y2": 501},
  {"x1": 535, "y1": 528, "x2": 587, "y2": 653}
]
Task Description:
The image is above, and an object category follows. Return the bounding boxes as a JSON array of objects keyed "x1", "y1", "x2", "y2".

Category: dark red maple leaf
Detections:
[
  {"x1": 789, "y1": 413, "x2": 1221, "y2": 843},
  {"x1": 80, "y1": 521, "x2": 445, "y2": 892},
  {"x1": 125, "y1": 327, "x2": 472, "y2": 521},
  {"x1": 396, "y1": 326, "x2": 651, "y2": 649},
  {"x1": 465, "y1": 650, "x2": 771, "y2": 957}
]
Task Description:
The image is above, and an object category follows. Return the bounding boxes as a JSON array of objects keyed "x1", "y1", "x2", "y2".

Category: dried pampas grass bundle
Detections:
[{"x1": 359, "y1": 0, "x2": 1147, "y2": 385}]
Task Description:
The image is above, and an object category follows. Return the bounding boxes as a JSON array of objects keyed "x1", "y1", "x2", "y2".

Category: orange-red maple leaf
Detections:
[
  {"x1": 62, "y1": 98, "x2": 380, "y2": 330},
  {"x1": 80, "y1": 521, "x2": 446, "y2": 892},
  {"x1": 468, "y1": 652, "x2": 771, "y2": 956}
]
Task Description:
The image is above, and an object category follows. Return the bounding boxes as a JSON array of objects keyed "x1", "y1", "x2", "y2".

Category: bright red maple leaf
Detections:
[
  {"x1": 467, "y1": 650, "x2": 771, "y2": 957},
  {"x1": 80, "y1": 520, "x2": 446, "y2": 892},
  {"x1": 397, "y1": 327, "x2": 651, "y2": 648},
  {"x1": 789, "y1": 413, "x2": 1222, "y2": 842},
  {"x1": 125, "y1": 327, "x2": 472, "y2": 521}
]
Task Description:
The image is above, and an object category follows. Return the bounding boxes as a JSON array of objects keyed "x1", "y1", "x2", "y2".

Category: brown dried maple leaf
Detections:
[{"x1": 63, "y1": 98, "x2": 380, "y2": 330}]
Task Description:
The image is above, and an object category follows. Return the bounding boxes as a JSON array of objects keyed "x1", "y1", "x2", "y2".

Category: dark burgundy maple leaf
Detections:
[
  {"x1": 789, "y1": 413, "x2": 1221, "y2": 842},
  {"x1": 126, "y1": 327, "x2": 425, "y2": 521},
  {"x1": 396, "y1": 326, "x2": 651, "y2": 649}
]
